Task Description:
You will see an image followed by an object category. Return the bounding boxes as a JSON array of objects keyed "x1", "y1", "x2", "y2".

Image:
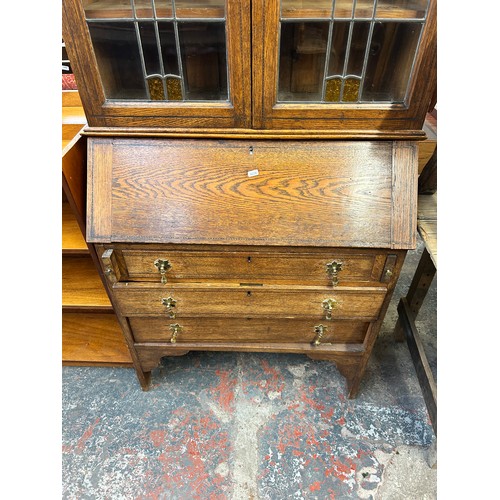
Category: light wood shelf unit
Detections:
[{"x1": 62, "y1": 89, "x2": 133, "y2": 366}]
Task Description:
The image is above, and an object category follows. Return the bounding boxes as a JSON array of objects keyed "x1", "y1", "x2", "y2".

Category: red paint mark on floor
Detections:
[
  {"x1": 212, "y1": 370, "x2": 237, "y2": 413},
  {"x1": 76, "y1": 417, "x2": 100, "y2": 453},
  {"x1": 150, "y1": 430, "x2": 168, "y2": 447},
  {"x1": 322, "y1": 408, "x2": 335, "y2": 420},
  {"x1": 309, "y1": 481, "x2": 322, "y2": 491},
  {"x1": 300, "y1": 388, "x2": 325, "y2": 412},
  {"x1": 306, "y1": 435, "x2": 320, "y2": 446},
  {"x1": 260, "y1": 359, "x2": 285, "y2": 393},
  {"x1": 329, "y1": 458, "x2": 354, "y2": 482}
]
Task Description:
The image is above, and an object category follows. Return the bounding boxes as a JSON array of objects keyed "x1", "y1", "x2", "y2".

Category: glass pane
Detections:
[
  {"x1": 154, "y1": 0, "x2": 173, "y2": 18},
  {"x1": 178, "y1": 22, "x2": 228, "y2": 100},
  {"x1": 334, "y1": 0, "x2": 354, "y2": 19},
  {"x1": 83, "y1": 0, "x2": 166, "y2": 19},
  {"x1": 139, "y1": 22, "x2": 161, "y2": 76},
  {"x1": 354, "y1": 0, "x2": 376, "y2": 18},
  {"x1": 175, "y1": 0, "x2": 225, "y2": 19},
  {"x1": 133, "y1": 0, "x2": 153, "y2": 19},
  {"x1": 83, "y1": 0, "x2": 132, "y2": 19},
  {"x1": 362, "y1": 21, "x2": 422, "y2": 102},
  {"x1": 325, "y1": 78, "x2": 341, "y2": 102},
  {"x1": 166, "y1": 77, "x2": 183, "y2": 100},
  {"x1": 376, "y1": 0, "x2": 428, "y2": 19},
  {"x1": 87, "y1": 21, "x2": 147, "y2": 99},
  {"x1": 343, "y1": 77, "x2": 360, "y2": 101},
  {"x1": 147, "y1": 76, "x2": 166, "y2": 100},
  {"x1": 328, "y1": 21, "x2": 349, "y2": 76},
  {"x1": 278, "y1": 22, "x2": 329, "y2": 102},
  {"x1": 281, "y1": 0, "x2": 333, "y2": 19},
  {"x1": 346, "y1": 22, "x2": 370, "y2": 75},
  {"x1": 158, "y1": 22, "x2": 179, "y2": 76}
]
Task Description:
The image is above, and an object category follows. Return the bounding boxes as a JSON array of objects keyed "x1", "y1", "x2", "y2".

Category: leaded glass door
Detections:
[
  {"x1": 253, "y1": 0, "x2": 436, "y2": 134},
  {"x1": 63, "y1": 0, "x2": 251, "y2": 128}
]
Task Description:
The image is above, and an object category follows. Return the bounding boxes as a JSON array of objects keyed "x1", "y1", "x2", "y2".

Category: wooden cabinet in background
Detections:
[{"x1": 62, "y1": 90, "x2": 132, "y2": 366}]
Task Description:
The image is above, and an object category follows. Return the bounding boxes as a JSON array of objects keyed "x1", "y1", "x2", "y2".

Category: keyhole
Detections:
[
  {"x1": 249, "y1": 146, "x2": 254, "y2": 155},
  {"x1": 247, "y1": 291, "x2": 252, "y2": 297},
  {"x1": 247, "y1": 256, "x2": 252, "y2": 263}
]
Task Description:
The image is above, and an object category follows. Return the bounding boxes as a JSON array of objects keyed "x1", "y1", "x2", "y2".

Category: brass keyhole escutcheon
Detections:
[
  {"x1": 161, "y1": 296, "x2": 177, "y2": 318},
  {"x1": 169, "y1": 323, "x2": 182, "y2": 344},
  {"x1": 312, "y1": 324, "x2": 327, "y2": 346},
  {"x1": 322, "y1": 298, "x2": 337, "y2": 320},
  {"x1": 326, "y1": 261, "x2": 343, "y2": 286},
  {"x1": 154, "y1": 258, "x2": 172, "y2": 284}
]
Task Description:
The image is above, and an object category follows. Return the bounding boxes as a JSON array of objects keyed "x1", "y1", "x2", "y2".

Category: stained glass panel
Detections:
[
  {"x1": 84, "y1": 1, "x2": 229, "y2": 102},
  {"x1": 277, "y1": 0, "x2": 429, "y2": 104}
]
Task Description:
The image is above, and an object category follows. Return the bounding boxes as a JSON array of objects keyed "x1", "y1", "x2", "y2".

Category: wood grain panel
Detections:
[
  {"x1": 112, "y1": 283, "x2": 386, "y2": 319},
  {"x1": 129, "y1": 316, "x2": 369, "y2": 344},
  {"x1": 391, "y1": 141, "x2": 418, "y2": 249},
  {"x1": 62, "y1": 134, "x2": 87, "y2": 229},
  {"x1": 88, "y1": 139, "x2": 397, "y2": 247},
  {"x1": 62, "y1": 202, "x2": 88, "y2": 253},
  {"x1": 62, "y1": 256, "x2": 112, "y2": 309},
  {"x1": 117, "y1": 248, "x2": 381, "y2": 285},
  {"x1": 87, "y1": 138, "x2": 113, "y2": 242},
  {"x1": 135, "y1": 342, "x2": 363, "y2": 372},
  {"x1": 62, "y1": 312, "x2": 132, "y2": 365}
]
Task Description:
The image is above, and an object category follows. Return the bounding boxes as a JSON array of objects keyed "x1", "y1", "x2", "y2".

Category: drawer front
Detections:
[
  {"x1": 113, "y1": 284, "x2": 386, "y2": 320},
  {"x1": 129, "y1": 317, "x2": 370, "y2": 344},
  {"x1": 101, "y1": 246, "x2": 394, "y2": 286}
]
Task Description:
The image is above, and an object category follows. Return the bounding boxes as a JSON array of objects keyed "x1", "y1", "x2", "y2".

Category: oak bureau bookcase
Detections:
[{"x1": 62, "y1": 0, "x2": 436, "y2": 397}]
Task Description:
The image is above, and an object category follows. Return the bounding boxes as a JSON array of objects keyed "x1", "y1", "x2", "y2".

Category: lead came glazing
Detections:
[
  {"x1": 83, "y1": 0, "x2": 228, "y2": 102},
  {"x1": 278, "y1": 0, "x2": 429, "y2": 103}
]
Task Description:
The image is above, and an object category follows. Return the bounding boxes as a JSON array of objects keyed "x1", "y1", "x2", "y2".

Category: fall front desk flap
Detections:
[{"x1": 86, "y1": 138, "x2": 417, "y2": 249}]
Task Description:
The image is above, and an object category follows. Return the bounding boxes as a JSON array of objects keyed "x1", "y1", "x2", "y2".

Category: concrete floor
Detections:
[{"x1": 62, "y1": 237, "x2": 437, "y2": 499}]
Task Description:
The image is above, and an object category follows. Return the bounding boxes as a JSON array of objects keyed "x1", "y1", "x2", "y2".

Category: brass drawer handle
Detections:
[
  {"x1": 322, "y1": 298, "x2": 337, "y2": 320},
  {"x1": 312, "y1": 324, "x2": 327, "y2": 346},
  {"x1": 154, "y1": 258, "x2": 172, "y2": 284},
  {"x1": 326, "y1": 260, "x2": 343, "y2": 286},
  {"x1": 169, "y1": 323, "x2": 182, "y2": 344},
  {"x1": 161, "y1": 296, "x2": 177, "y2": 318}
]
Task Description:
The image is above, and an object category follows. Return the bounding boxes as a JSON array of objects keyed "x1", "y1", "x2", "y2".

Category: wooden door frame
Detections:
[
  {"x1": 62, "y1": 0, "x2": 252, "y2": 129},
  {"x1": 251, "y1": 0, "x2": 437, "y2": 137}
]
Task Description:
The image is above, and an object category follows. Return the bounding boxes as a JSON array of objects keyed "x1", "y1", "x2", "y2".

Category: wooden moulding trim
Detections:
[
  {"x1": 62, "y1": 305, "x2": 114, "y2": 313},
  {"x1": 82, "y1": 127, "x2": 427, "y2": 141},
  {"x1": 134, "y1": 342, "x2": 365, "y2": 354},
  {"x1": 62, "y1": 361, "x2": 133, "y2": 367}
]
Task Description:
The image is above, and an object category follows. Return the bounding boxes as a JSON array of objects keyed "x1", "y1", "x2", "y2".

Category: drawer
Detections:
[
  {"x1": 99, "y1": 245, "x2": 398, "y2": 286},
  {"x1": 113, "y1": 283, "x2": 386, "y2": 320},
  {"x1": 129, "y1": 317, "x2": 370, "y2": 345}
]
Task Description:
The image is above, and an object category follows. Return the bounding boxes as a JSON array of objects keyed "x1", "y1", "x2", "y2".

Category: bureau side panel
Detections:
[
  {"x1": 391, "y1": 141, "x2": 418, "y2": 249},
  {"x1": 87, "y1": 138, "x2": 114, "y2": 242}
]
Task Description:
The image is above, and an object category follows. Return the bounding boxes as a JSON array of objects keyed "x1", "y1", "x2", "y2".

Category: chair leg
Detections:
[{"x1": 394, "y1": 247, "x2": 436, "y2": 341}]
